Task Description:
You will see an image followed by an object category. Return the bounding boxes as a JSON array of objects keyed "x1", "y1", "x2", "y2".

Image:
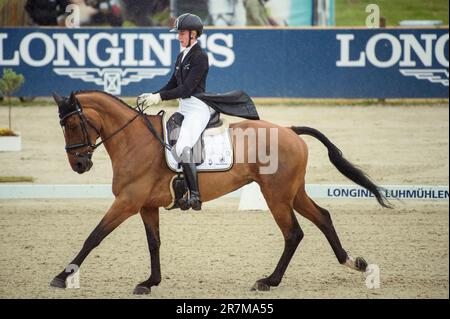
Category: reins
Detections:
[
  {"x1": 135, "y1": 101, "x2": 173, "y2": 151},
  {"x1": 92, "y1": 111, "x2": 141, "y2": 150}
]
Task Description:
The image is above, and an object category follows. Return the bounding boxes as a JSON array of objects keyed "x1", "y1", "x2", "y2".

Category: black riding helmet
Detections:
[{"x1": 170, "y1": 13, "x2": 204, "y2": 37}]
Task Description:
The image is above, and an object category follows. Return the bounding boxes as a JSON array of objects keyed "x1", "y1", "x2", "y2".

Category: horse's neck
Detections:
[{"x1": 79, "y1": 93, "x2": 131, "y2": 131}]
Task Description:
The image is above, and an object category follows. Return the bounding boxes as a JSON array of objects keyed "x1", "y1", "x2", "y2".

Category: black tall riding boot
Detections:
[
  {"x1": 180, "y1": 162, "x2": 202, "y2": 210},
  {"x1": 178, "y1": 148, "x2": 202, "y2": 211}
]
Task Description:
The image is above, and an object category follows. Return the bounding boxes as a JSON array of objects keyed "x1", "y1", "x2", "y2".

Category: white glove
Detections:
[{"x1": 137, "y1": 93, "x2": 161, "y2": 108}]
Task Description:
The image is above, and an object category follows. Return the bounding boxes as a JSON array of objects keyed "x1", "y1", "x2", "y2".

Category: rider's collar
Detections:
[{"x1": 182, "y1": 41, "x2": 197, "y2": 60}]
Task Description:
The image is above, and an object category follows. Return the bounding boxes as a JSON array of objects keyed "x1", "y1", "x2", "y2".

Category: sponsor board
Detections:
[{"x1": 0, "y1": 28, "x2": 448, "y2": 98}]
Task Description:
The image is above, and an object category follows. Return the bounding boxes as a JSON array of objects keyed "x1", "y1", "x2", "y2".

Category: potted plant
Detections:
[{"x1": 0, "y1": 69, "x2": 25, "y2": 151}]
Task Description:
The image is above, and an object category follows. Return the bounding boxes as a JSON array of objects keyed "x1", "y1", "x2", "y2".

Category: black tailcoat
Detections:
[{"x1": 157, "y1": 43, "x2": 259, "y2": 120}]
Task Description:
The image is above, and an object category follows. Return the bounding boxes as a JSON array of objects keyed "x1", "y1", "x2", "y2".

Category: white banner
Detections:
[
  {"x1": 0, "y1": 184, "x2": 448, "y2": 202},
  {"x1": 237, "y1": 183, "x2": 449, "y2": 210}
]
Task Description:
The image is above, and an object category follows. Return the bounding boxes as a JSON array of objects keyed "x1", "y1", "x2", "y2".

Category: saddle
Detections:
[{"x1": 161, "y1": 111, "x2": 233, "y2": 210}]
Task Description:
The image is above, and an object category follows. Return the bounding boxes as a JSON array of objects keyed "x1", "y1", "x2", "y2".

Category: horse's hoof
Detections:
[
  {"x1": 251, "y1": 281, "x2": 270, "y2": 292},
  {"x1": 355, "y1": 257, "x2": 368, "y2": 272},
  {"x1": 50, "y1": 277, "x2": 66, "y2": 289},
  {"x1": 133, "y1": 285, "x2": 151, "y2": 295}
]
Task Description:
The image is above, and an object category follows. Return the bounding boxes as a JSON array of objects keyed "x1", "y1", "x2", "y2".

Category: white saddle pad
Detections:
[{"x1": 163, "y1": 114, "x2": 234, "y2": 172}]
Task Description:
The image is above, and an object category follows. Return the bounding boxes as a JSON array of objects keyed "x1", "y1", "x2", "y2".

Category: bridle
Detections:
[
  {"x1": 60, "y1": 105, "x2": 97, "y2": 157},
  {"x1": 59, "y1": 96, "x2": 171, "y2": 158}
]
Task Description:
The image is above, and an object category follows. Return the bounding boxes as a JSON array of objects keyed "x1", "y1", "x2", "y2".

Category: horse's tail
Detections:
[{"x1": 291, "y1": 126, "x2": 392, "y2": 208}]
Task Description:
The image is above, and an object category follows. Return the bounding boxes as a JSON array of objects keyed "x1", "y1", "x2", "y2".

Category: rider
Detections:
[{"x1": 137, "y1": 13, "x2": 210, "y2": 211}]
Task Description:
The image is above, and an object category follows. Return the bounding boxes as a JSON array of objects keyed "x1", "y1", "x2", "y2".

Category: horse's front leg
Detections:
[
  {"x1": 50, "y1": 196, "x2": 138, "y2": 288},
  {"x1": 133, "y1": 206, "x2": 161, "y2": 295}
]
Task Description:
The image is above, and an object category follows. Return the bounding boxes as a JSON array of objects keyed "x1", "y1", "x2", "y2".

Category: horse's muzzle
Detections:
[{"x1": 73, "y1": 154, "x2": 93, "y2": 174}]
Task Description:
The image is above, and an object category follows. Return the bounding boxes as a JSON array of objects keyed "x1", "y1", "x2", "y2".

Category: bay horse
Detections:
[{"x1": 50, "y1": 90, "x2": 390, "y2": 294}]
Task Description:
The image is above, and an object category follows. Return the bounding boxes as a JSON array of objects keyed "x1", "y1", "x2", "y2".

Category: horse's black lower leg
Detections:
[
  {"x1": 294, "y1": 194, "x2": 367, "y2": 271},
  {"x1": 313, "y1": 203, "x2": 348, "y2": 264},
  {"x1": 312, "y1": 203, "x2": 367, "y2": 271},
  {"x1": 50, "y1": 198, "x2": 135, "y2": 288},
  {"x1": 49, "y1": 223, "x2": 110, "y2": 288},
  {"x1": 253, "y1": 211, "x2": 304, "y2": 291},
  {"x1": 134, "y1": 207, "x2": 161, "y2": 295}
]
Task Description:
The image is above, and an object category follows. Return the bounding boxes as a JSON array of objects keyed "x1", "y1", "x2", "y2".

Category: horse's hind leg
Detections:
[
  {"x1": 252, "y1": 188, "x2": 304, "y2": 291},
  {"x1": 133, "y1": 206, "x2": 161, "y2": 295},
  {"x1": 50, "y1": 196, "x2": 138, "y2": 288},
  {"x1": 293, "y1": 188, "x2": 367, "y2": 271}
]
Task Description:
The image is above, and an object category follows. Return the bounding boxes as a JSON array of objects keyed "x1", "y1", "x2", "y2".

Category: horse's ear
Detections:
[
  {"x1": 59, "y1": 92, "x2": 78, "y2": 113},
  {"x1": 52, "y1": 92, "x2": 66, "y2": 108}
]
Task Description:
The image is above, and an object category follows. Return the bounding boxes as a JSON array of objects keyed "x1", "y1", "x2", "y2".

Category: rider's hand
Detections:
[{"x1": 137, "y1": 93, "x2": 162, "y2": 108}]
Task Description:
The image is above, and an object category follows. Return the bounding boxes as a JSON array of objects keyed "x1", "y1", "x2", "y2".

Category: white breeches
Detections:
[{"x1": 175, "y1": 96, "x2": 213, "y2": 157}]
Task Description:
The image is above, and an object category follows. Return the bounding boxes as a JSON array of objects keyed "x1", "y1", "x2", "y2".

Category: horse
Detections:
[{"x1": 50, "y1": 90, "x2": 391, "y2": 294}]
